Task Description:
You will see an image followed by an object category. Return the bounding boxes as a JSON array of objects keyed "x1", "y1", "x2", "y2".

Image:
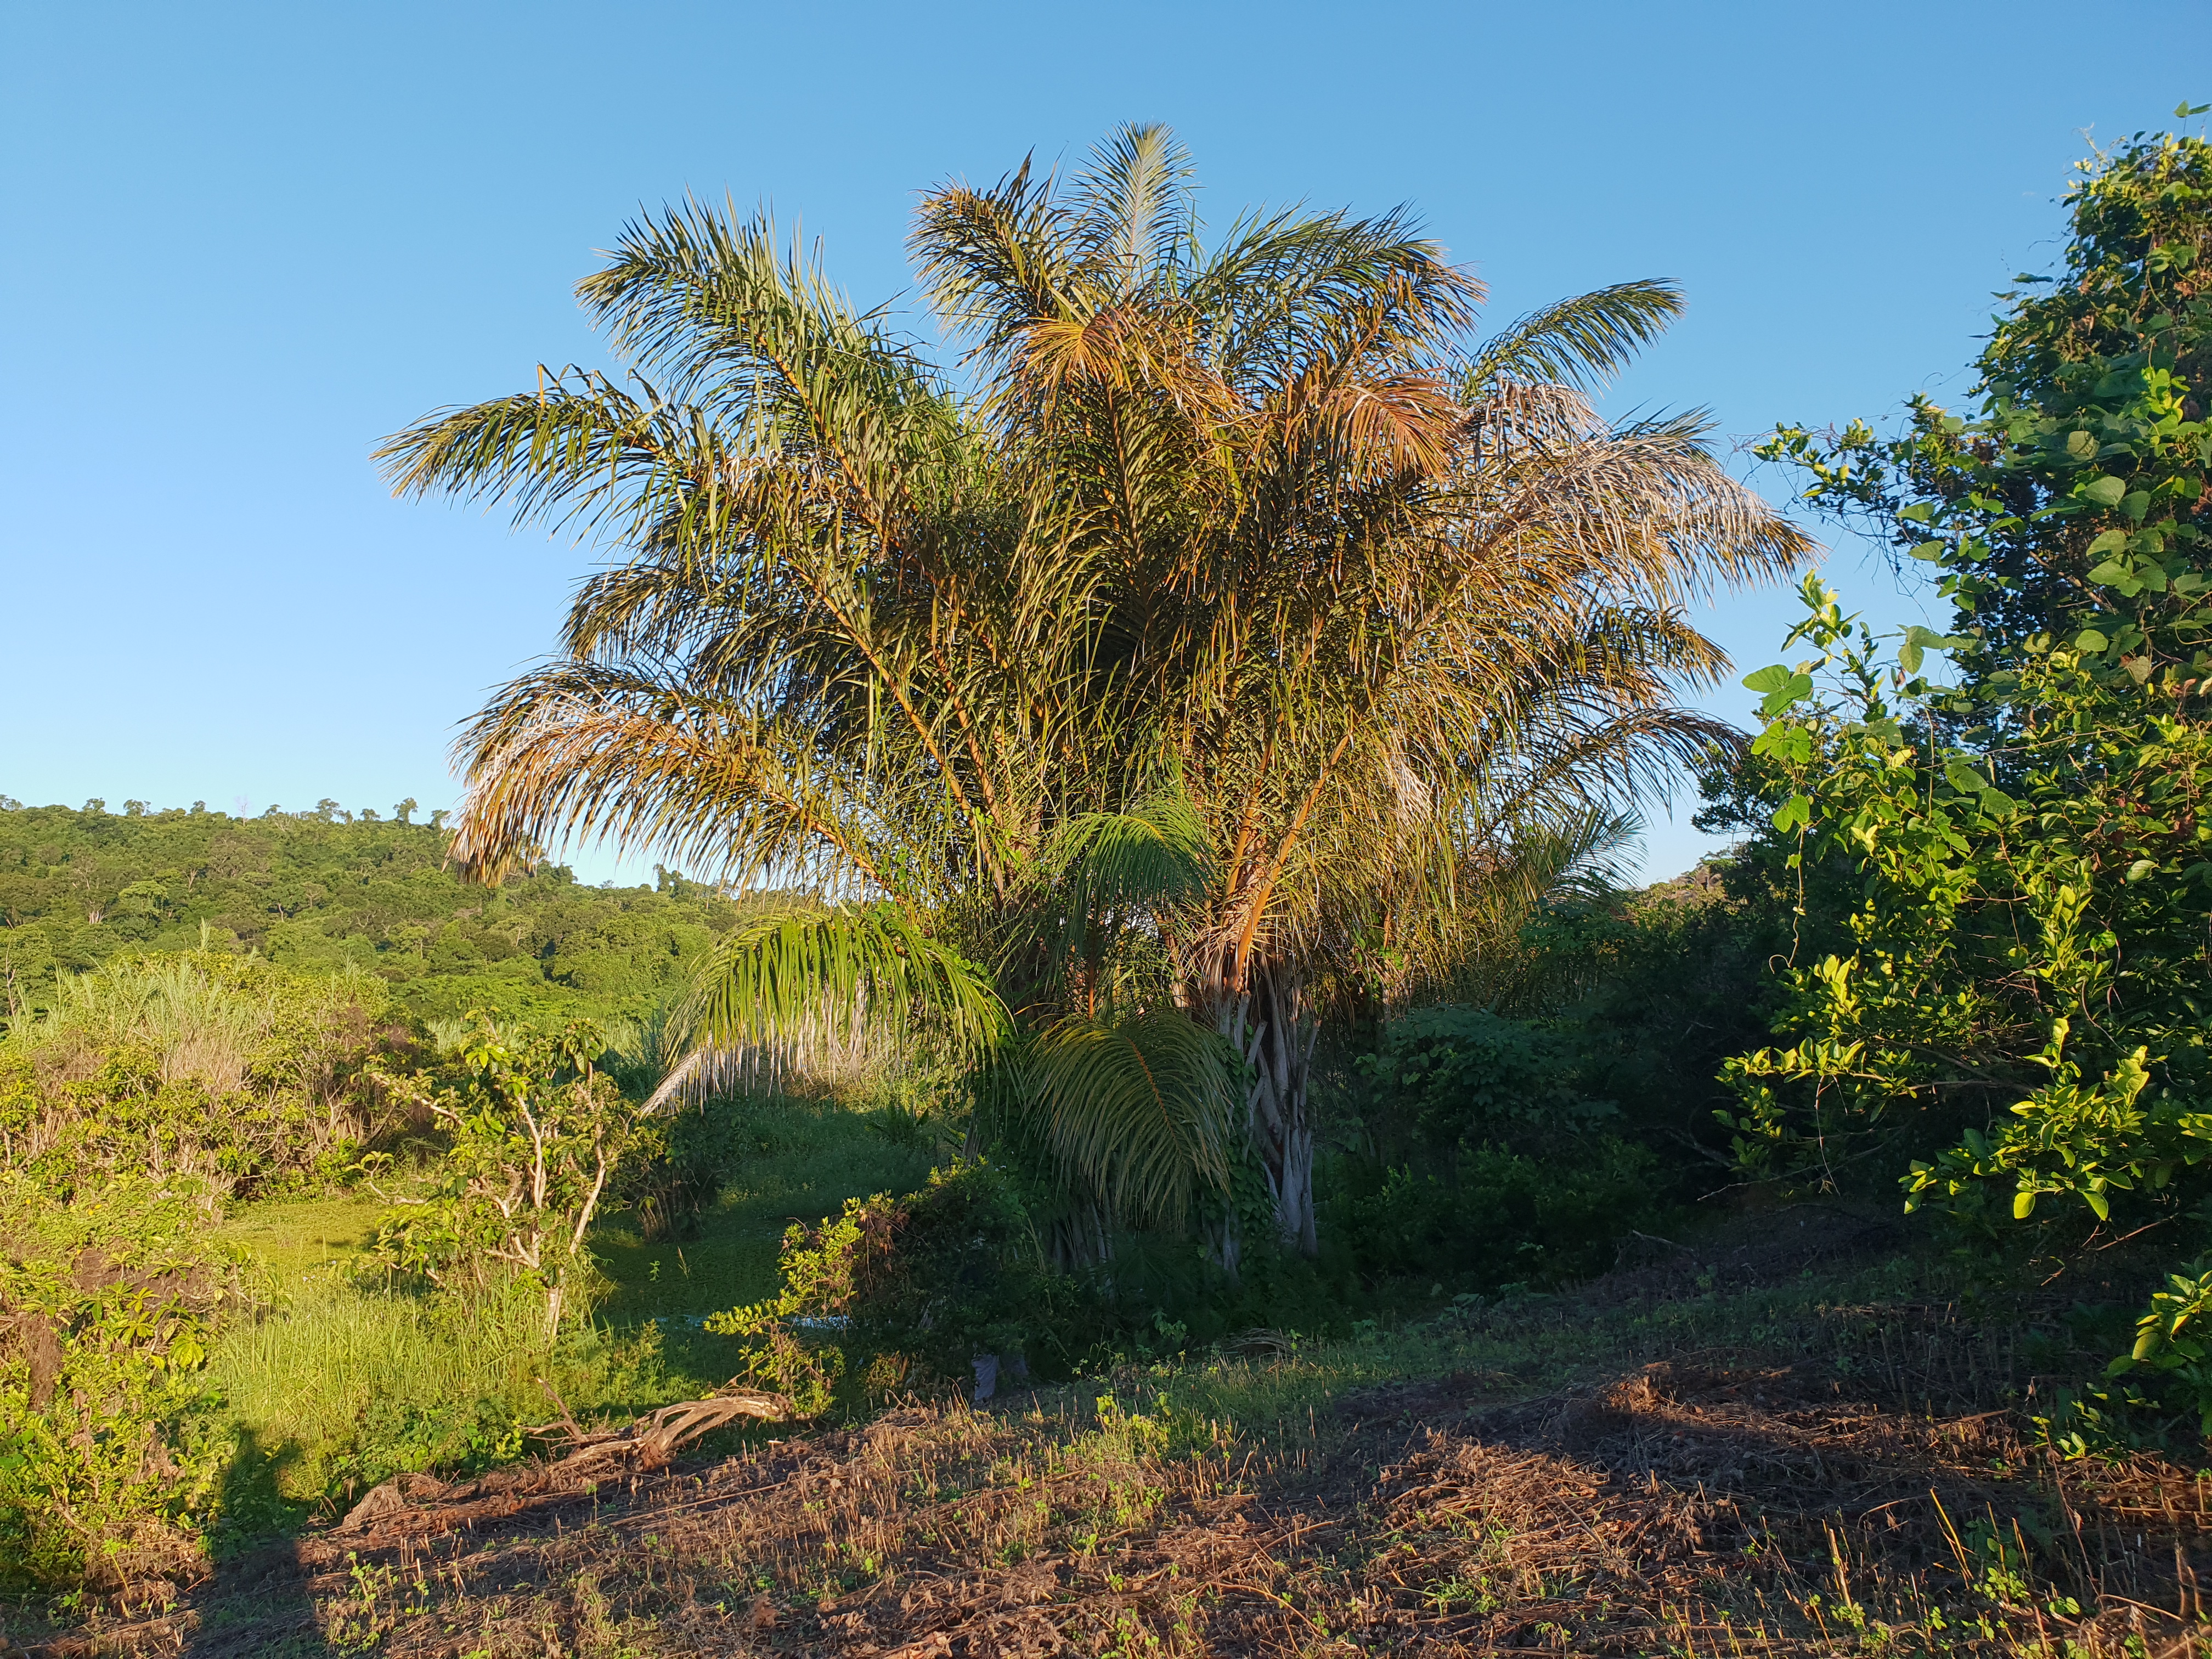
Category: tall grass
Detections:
[
  {"x1": 32, "y1": 955, "x2": 280, "y2": 1090},
  {"x1": 208, "y1": 1275, "x2": 680, "y2": 1508}
]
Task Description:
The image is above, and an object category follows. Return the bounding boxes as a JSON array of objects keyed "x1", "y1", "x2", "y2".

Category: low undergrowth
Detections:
[
  {"x1": 12, "y1": 1210, "x2": 2211, "y2": 1657},
  {"x1": 200, "y1": 1092, "x2": 934, "y2": 1538}
]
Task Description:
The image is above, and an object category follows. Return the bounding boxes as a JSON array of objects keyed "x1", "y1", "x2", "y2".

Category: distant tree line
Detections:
[{"x1": 0, "y1": 799, "x2": 749, "y2": 1030}]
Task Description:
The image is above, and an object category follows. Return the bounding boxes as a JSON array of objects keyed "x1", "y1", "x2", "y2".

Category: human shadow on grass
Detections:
[{"x1": 162, "y1": 1427, "x2": 332, "y2": 1658}]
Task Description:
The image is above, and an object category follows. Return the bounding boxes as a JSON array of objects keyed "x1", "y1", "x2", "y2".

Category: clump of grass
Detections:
[{"x1": 206, "y1": 1275, "x2": 685, "y2": 1521}]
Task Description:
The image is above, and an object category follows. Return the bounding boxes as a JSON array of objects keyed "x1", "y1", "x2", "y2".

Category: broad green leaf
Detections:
[
  {"x1": 2087, "y1": 529, "x2": 2131, "y2": 556},
  {"x1": 1771, "y1": 794, "x2": 1812, "y2": 834},
  {"x1": 2014, "y1": 1188, "x2": 2036, "y2": 1220},
  {"x1": 2075, "y1": 629, "x2": 2111, "y2": 653},
  {"x1": 1751, "y1": 723, "x2": 1812, "y2": 763},
  {"x1": 1752, "y1": 673, "x2": 1814, "y2": 717},
  {"x1": 2087, "y1": 561, "x2": 2134, "y2": 587},
  {"x1": 1943, "y1": 759, "x2": 1990, "y2": 795},
  {"x1": 2083, "y1": 475, "x2": 2128, "y2": 506}
]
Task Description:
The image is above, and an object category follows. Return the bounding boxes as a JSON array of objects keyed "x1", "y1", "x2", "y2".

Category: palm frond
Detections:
[
  {"x1": 1025, "y1": 789, "x2": 1221, "y2": 1003},
  {"x1": 1464, "y1": 279, "x2": 1685, "y2": 397},
  {"x1": 680, "y1": 901, "x2": 1008, "y2": 1067},
  {"x1": 1070, "y1": 122, "x2": 1200, "y2": 292},
  {"x1": 1025, "y1": 1008, "x2": 1238, "y2": 1229},
  {"x1": 1047, "y1": 789, "x2": 1217, "y2": 913}
]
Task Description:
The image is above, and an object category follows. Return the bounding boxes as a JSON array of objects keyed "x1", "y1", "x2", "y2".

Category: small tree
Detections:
[
  {"x1": 378, "y1": 1018, "x2": 638, "y2": 1336},
  {"x1": 1734, "y1": 113, "x2": 2212, "y2": 1432}
]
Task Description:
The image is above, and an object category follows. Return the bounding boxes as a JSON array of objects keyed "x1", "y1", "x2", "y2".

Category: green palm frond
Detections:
[
  {"x1": 1047, "y1": 789, "x2": 1217, "y2": 915},
  {"x1": 681, "y1": 900, "x2": 1008, "y2": 1066},
  {"x1": 1070, "y1": 122, "x2": 1200, "y2": 293},
  {"x1": 1026, "y1": 788, "x2": 1220, "y2": 1005},
  {"x1": 374, "y1": 371, "x2": 702, "y2": 542},
  {"x1": 911, "y1": 155, "x2": 1084, "y2": 359},
  {"x1": 1464, "y1": 279, "x2": 1685, "y2": 397},
  {"x1": 1025, "y1": 1008, "x2": 1238, "y2": 1230}
]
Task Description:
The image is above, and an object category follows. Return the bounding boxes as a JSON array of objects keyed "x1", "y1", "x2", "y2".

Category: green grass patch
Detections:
[
  {"x1": 201, "y1": 1092, "x2": 933, "y2": 1540},
  {"x1": 592, "y1": 1095, "x2": 938, "y2": 1324},
  {"x1": 213, "y1": 1193, "x2": 382, "y2": 1289}
]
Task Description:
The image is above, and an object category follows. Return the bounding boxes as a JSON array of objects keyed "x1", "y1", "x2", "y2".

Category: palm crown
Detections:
[{"x1": 380, "y1": 125, "x2": 1811, "y2": 1256}]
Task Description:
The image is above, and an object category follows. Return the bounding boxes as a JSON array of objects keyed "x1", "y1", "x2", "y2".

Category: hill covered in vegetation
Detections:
[{"x1": 0, "y1": 799, "x2": 746, "y2": 1030}]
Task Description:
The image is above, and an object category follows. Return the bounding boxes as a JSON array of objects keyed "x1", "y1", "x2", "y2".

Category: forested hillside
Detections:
[{"x1": 0, "y1": 798, "x2": 745, "y2": 1029}]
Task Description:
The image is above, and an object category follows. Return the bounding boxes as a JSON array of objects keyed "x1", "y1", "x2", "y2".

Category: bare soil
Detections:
[{"x1": 12, "y1": 1215, "x2": 2212, "y2": 1657}]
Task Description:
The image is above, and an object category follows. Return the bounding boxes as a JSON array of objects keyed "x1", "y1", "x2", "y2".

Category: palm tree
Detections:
[{"x1": 380, "y1": 126, "x2": 1811, "y2": 1259}]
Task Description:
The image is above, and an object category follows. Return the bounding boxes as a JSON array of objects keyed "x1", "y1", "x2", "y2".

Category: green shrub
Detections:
[
  {"x1": 709, "y1": 1160, "x2": 1059, "y2": 1403},
  {"x1": 617, "y1": 1094, "x2": 755, "y2": 1243},
  {"x1": 0, "y1": 1177, "x2": 235, "y2": 1592},
  {"x1": 369, "y1": 1017, "x2": 642, "y2": 1336},
  {"x1": 0, "y1": 951, "x2": 419, "y2": 1201},
  {"x1": 1322, "y1": 1136, "x2": 1664, "y2": 1288},
  {"x1": 1326, "y1": 1005, "x2": 1668, "y2": 1287},
  {"x1": 1719, "y1": 120, "x2": 2212, "y2": 1440},
  {"x1": 1352, "y1": 1005, "x2": 1614, "y2": 1158}
]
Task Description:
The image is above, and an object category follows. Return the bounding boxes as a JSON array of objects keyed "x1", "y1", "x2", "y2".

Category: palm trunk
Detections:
[
  {"x1": 1194, "y1": 958, "x2": 1319, "y2": 1257},
  {"x1": 1044, "y1": 1197, "x2": 1114, "y2": 1273}
]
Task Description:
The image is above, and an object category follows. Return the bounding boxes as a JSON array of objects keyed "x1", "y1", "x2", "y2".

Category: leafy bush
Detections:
[
  {"x1": 0, "y1": 951, "x2": 419, "y2": 1200},
  {"x1": 1731, "y1": 118, "x2": 2212, "y2": 1438},
  {"x1": 1325, "y1": 1005, "x2": 1669, "y2": 1287},
  {"x1": 709, "y1": 1160, "x2": 1060, "y2": 1404},
  {"x1": 1323, "y1": 1138, "x2": 1664, "y2": 1289},
  {"x1": 1352, "y1": 1005, "x2": 1613, "y2": 1156},
  {"x1": 0, "y1": 1177, "x2": 235, "y2": 1592},
  {"x1": 370, "y1": 1017, "x2": 642, "y2": 1335}
]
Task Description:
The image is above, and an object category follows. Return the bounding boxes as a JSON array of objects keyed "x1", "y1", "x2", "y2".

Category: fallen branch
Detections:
[{"x1": 340, "y1": 1387, "x2": 787, "y2": 1534}]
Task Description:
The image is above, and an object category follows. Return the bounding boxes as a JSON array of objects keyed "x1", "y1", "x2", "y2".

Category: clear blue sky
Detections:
[{"x1": 4, "y1": 2, "x2": 2203, "y2": 883}]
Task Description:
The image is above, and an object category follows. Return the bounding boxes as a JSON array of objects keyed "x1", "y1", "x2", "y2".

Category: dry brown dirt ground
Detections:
[{"x1": 11, "y1": 1216, "x2": 2212, "y2": 1657}]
